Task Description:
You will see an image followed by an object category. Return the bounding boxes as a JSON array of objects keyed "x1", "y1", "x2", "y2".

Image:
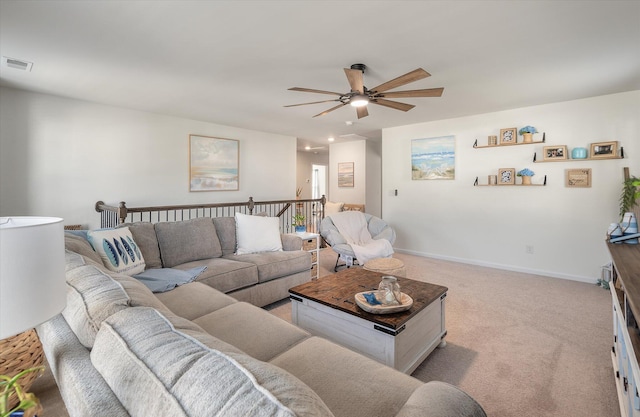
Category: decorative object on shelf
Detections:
[
  {"x1": 378, "y1": 276, "x2": 402, "y2": 306},
  {"x1": 590, "y1": 141, "x2": 618, "y2": 159},
  {"x1": 516, "y1": 168, "x2": 535, "y2": 185},
  {"x1": 488, "y1": 175, "x2": 497, "y2": 185},
  {"x1": 488, "y1": 135, "x2": 497, "y2": 146},
  {"x1": 619, "y1": 175, "x2": 640, "y2": 219},
  {"x1": 518, "y1": 126, "x2": 538, "y2": 143},
  {"x1": 498, "y1": 168, "x2": 516, "y2": 185},
  {"x1": 565, "y1": 168, "x2": 592, "y2": 188},
  {"x1": 189, "y1": 135, "x2": 239, "y2": 192},
  {"x1": 607, "y1": 223, "x2": 623, "y2": 243},
  {"x1": 571, "y1": 147, "x2": 588, "y2": 159},
  {"x1": 499, "y1": 128, "x2": 517, "y2": 145},
  {"x1": 543, "y1": 145, "x2": 568, "y2": 160},
  {"x1": 620, "y1": 212, "x2": 639, "y2": 244},
  {"x1": 411, "y1": 136, "x2": 455, "y2": 180},
  {"x1": 337, "y1": 162, "x2": 354, "y2": 187},
  {"x1": 292, "y1": 213, "x2": 306, "y2": 234},
  {"x1": 0, "y1": 217, "x2": 66, "y2": 415}
]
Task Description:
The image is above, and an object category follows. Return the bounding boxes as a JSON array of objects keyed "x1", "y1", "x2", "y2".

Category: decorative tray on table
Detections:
[{"x1": 354, "y1": 291, "x2": 413, "y2": 314}]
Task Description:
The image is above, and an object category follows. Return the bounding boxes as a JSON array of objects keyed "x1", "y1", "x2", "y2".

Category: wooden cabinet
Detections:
[
  {"x1": 608, "y1": 243, "x2": 640, "y2": 417},
  {"x1": 297, "y1": 232, "x2": 319, "y2": 280}
]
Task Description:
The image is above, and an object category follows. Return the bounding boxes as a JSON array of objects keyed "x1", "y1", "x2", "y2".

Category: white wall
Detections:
[
  {"x1": 382, "y1": 91, "x2": 640, "y2": 283},
  {"x1": 329, "y1": 140, "x2": 366, "y2": 205},
  {"x1": 296, "y1": 151, "x2": 328, "y2": 199},
  {"x1": 0, "y1": 87, "x2": 297, "y2": 229},
  {"x1": 365, "y1": 140, "x2": 382, "y2": 218}
]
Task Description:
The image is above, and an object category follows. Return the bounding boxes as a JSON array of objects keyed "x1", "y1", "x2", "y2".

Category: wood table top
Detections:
[
  {"x1": 289, "y1": 267, "x2": 448, "y2": 330},
  {"x1": 608, "y1": 243, "x2": 640, "y2": 319}
]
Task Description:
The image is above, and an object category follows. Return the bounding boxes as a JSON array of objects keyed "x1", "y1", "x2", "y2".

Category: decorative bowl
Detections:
[{"x1": 354, "y1": 291, "x2": 413, "y2": 314}]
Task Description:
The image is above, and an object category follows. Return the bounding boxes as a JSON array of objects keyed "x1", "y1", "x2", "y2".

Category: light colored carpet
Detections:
[
  {"x1": 34, "y1": 247, "x2": 619, "y2": 417},
  {"x1": 267, "y1": 248, "x2": 619, "y2": 417}
]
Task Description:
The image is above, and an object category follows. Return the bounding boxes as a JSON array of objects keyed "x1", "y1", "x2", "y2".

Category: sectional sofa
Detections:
[{"x1": 37, "y1": 216, "x2": 486, "y2": 417}]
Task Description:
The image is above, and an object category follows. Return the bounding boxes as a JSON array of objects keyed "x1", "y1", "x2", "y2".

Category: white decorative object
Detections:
[
  {"x1": 621, "y1": 212, "x2": 639, "y2": 244},
  {"x1": 354, "y1": 291, "x2": 413, "y2": 314},
  {"x1": 235, "y1": 212, "x2": 283, "y2": 255}
]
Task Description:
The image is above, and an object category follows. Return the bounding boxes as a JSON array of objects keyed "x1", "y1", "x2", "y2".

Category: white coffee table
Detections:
[{"x1": 289, "y1": 268, "x2": 447, "y2": 374}]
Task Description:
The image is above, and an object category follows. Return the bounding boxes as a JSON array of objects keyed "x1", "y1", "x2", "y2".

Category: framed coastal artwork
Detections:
[
  {"x1": 411, "y1": 135, "x2": 455, "y2": 180},
  {"x1": 338, "y1": 162, "x2": 354, "y2": 187},
  {"x1": 189, "y1": 135, "x2": 239, "y2": 191}
]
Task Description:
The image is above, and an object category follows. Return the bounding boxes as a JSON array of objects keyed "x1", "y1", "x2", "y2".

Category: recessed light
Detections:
[
  {"x1": 328, "y1": 137, "x2": 335, "y2": 142},
  {"x1": 2, "y1": 56, "x2": 33, "y2": 71},
  {"x1": 345, "y1": 121, "x2": 353, "y2": 126},
  {"x1": 305, "y1": 146, "x2": 311, "y2": 150}
]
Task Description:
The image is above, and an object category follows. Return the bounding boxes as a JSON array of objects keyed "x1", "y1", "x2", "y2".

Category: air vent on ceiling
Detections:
[
  {"x1": 339, "y1": 133, "x2": 369, "y2": 141},
  {"x1": 2, "y1": 56, "x2": 33, "y2": 71}
]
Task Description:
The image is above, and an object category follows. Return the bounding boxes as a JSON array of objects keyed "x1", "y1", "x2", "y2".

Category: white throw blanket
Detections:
[{"x1": 329, "y1": 211, "x2": 394, "y2": 264}]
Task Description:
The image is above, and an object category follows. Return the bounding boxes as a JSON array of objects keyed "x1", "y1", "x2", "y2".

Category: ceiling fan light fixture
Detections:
[{"x1": 350, "y1": 94, "x2": 369, "y2": 107}]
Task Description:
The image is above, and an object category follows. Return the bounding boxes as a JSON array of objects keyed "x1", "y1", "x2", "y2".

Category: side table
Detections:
[{"x1": 292, "y1": 232, "x2": 319, "y2": 280}]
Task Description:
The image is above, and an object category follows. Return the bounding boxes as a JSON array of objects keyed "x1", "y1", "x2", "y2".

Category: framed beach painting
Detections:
[
  {"x1": 189, "y1": 135, "x2": 239, "y2": 191},
  {"x1": 338, "y1": 162, "x2": 354, "y2": 187},
  {"x1": 411, "y1": 135, "x2": 455, "y2": 180}
]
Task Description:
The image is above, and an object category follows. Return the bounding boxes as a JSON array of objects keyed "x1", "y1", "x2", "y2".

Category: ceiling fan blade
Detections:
[
  {"x1": 356, "y1": 106, "x2": 369, "y2": 119},
  {"x1": 371, "y1": 98, "x2": 415, "y2": 112},
  {"x1": 344, "y1": 68, "x2": 364, "y2": 94},
  {"x1": 313, "y1": 103, "x2": 347, "y2": 118},
  {"x1": 370, "y1": 68, "x2": 431, "y2": 94},
  {"x1": 288, "y1": 87, "x2": 343, "y2": 96},
  {"x1": 284, "y1": 99, "x2": 340, "y2": 108},
  {"x1": 377, "y1": 87, "x2": 444, "y2": 98}
]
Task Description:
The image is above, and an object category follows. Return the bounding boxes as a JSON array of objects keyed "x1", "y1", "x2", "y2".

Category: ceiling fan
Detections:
[{"x1": 285, "y1": 64, "x2": 444, "y2": 119}]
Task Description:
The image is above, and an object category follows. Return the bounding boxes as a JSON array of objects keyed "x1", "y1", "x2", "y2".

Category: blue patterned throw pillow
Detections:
[{"x1": 87, "y1": 227, "x2": 146, "y2": 276}]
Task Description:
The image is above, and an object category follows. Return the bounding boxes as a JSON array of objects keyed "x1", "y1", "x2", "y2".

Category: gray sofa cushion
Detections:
[
  {"x1": 224, "y1": 250, "x2": 311, "y2": 283},
  {"x1": 155, "y1": 282, "x2": 237, "y2": 321},
  {"x1": 118, "y1": 222, "x2": 163, "y2": 269},
  {"x1": 64, "y1": 233, "x2": 103, "y2": 266},
  {"x1": 193, "y1": 302, "x2": 310, "y2": 362},
  {"x1": 62, "y1": 251, "x2": 172, "y2": 348},
  {"x1": 155, "y1": 218, "x2": 223, "y2": 267},
  {"x1": 212, "y1": 216, "x2": 237, "y2": 256},
  {"x1": 270, "y1": 337, "x2": 422, "y2": 417},
  {"x1": 92, "y1": 307, "x2": 334, "y2": 417},
  {"x1": 174, "y1": 257, "x2": 258, "y2": 293}
]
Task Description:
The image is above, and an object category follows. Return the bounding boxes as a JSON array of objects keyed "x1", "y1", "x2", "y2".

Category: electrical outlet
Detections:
[{"x1": 525, "y1": 245, "x2": 534, "y2": 254}]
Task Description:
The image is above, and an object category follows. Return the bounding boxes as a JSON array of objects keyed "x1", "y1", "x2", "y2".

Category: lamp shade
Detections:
[{"x1": 0, "y1": 216, "x2": 66, "y2": 339}]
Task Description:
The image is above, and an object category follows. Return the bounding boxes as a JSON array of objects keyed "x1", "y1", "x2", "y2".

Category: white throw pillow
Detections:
[
  {"x1": 324, "y1": 201, "x2": 344, "y2": 215},
  {"x1": 235, "y1": 213, "x2": 283, "y2": 255},
  {"x1": 87, "y1": 227, "x2": 146, "y2": 275}
]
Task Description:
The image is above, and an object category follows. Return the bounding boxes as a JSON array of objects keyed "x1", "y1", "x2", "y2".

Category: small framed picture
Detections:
[
  {"x1": 590, "y1": 141, "x2": 618, "y2": 159},
  {"x1": 543, "y1": 145, "x2": 568, "y2": 160},
  {"x1": 498, "y1": 168, "x2": 516, "y2": 185},
  {"x1": 499, "y1": 128, "x2": 517, "y2": 145},
  {"x1": 565, "y1": 168, "x2": 592, "y2": 188}
]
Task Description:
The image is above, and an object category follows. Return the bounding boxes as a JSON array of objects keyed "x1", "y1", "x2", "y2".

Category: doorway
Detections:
[{"x1": 312, "y1": 164, "x2": 327, "y2": 200}]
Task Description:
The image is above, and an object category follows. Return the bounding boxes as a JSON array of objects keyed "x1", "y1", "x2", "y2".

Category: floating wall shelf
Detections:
[
  {"x1": 533, "y1": 147, "x2": 624, "y2": 163},
  {"x1": 473, "y1": 132, "x2": 546, "y2": 148},
  {"x1": 473, "y1": 175, "x2": 547, "y2": 186}
]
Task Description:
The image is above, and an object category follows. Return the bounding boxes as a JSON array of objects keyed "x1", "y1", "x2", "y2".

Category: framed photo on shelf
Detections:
[
  {"x1": 590, "y1": 141, "x2": 618, "y2": 159},
  {"x1": 565, "y1": 168, "x2": 592, "y2": 188},
  {"x1": 497, "y1": 168, "x2": 516, "y2": 185},
  {"x1": 543, "y1": 145, "x2": 568, "y2": 160},
  {"x1": 499, "y1": 128, "x2": 517, "y2": 145}
]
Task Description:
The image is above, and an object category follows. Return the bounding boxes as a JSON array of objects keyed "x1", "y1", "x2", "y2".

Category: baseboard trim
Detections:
[{"x1": 394, "y1": 248, "x2": 598, "y2": 284}]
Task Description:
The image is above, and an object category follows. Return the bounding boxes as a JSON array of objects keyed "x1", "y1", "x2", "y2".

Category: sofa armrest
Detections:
[
  {"x1": 396, "y1": 382, "x2": 486, "y2": 417},
  {"x1": 281, "y1": 234, "x2": 302, "y2": 251}
]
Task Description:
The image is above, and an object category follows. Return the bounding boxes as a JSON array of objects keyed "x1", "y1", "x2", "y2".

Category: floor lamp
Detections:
[{"x1": 0, "y1": 217, "x2": 66, "y2": 410}]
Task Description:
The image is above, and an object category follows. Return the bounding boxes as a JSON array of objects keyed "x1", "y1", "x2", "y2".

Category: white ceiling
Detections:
[{"x1": 1, "y1": 1, "x2": 639, "y2": 152}]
